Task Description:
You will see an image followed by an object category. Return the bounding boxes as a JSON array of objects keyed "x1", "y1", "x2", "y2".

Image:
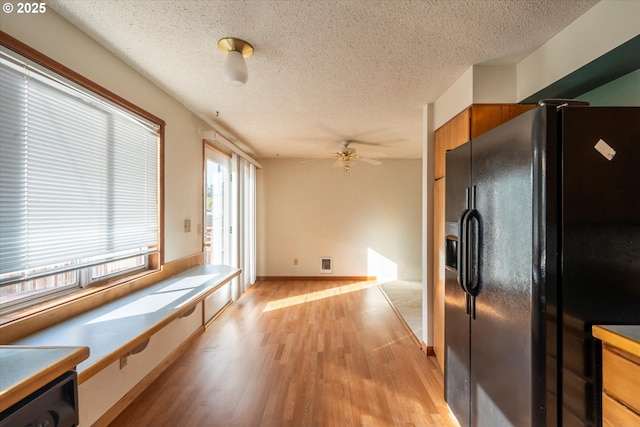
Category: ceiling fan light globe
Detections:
[{"x1": 223, "y1": 50, "x2": 248, "y2": 85}]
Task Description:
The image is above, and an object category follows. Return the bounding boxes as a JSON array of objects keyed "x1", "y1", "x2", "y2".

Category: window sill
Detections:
[
  {"x1": 0, "y1": 253, "x2": 203, "y2": 343},
  {"x1": 14, "y1": 264, "x2": 240, "y2": 384}
]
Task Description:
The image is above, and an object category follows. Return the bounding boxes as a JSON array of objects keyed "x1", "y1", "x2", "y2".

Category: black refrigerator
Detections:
[{"x1": 444, "y1": 100, "x2": 640, "y2": 427}]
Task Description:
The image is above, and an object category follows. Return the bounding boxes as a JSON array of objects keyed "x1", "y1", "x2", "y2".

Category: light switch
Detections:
[{"x1": 184, "y1": 219, "x2": 191, "y2": 232}]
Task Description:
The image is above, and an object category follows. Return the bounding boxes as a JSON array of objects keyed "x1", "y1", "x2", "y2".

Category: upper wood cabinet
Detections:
[
  {"x1": 434, "y1": 109, "x2": 470, "y2": 180},
  {"x1": 434, "y1": 104, "x2": 535, "y2": 180}
]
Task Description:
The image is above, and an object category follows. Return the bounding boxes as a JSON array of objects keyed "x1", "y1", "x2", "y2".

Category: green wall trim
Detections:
[{"x1": 522, "y1": 34, "x2": 640, "y2": 104}]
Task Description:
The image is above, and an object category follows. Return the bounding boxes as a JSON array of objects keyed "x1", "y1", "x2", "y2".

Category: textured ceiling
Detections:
[{"x1": 48, "y1": 0, "x2": 599, "y2": 159}]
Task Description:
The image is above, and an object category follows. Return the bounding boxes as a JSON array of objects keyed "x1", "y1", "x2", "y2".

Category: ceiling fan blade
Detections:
[
  {"x1": 348, "y1": 139, "x2": 381, "y2": 147},
  {"x1": 357, "y1": 151, "x2": 387, "y2": 158},
  {"x1": 301, "y1": 157, "x2": 331, "y2": 163},
  {"x1": 303, "y1": 134, "x2": 391, "y2": 169},
  {"x1": 359, "y1": 157, "x2": 382, "y2": 166}
]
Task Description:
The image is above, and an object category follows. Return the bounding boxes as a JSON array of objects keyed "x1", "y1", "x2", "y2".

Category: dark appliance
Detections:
[
  {"x1": 0, "y1": 371, "x2": 79, "y2": 427},
  {"x1": 444, "y1": 101, "x2": 640, "y2": 427}
]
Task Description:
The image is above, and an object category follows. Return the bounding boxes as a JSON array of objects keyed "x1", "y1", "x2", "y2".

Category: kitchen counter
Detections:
[
  {"x1": 0, "y1": 346, "x2": 89, "y2": 412},
  {"x1": 592, "y1": 325, "x2": 640, "y2": 426},
  {"x1": 15, "y1": 264, "x2": 240, "y2": 383},
  {"x1": 1, "y1": 265, "x2": 240, "y2": 426},
  {"x1": 592, "y1": 324, "x2": 640, "y2": 357}
]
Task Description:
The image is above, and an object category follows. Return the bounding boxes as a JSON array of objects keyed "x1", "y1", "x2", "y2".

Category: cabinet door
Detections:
[
  {"x1": 435, "y1": 105, "x2": 535, "y2": 180},
  {"x1": 471, "y1": 104, "x2": 536, "y2": 139},
  {"x1": 434, "y1": 108, "x2": 470, "y2": 180},
  {"x1": 433, "y1": 177, "x2": 446, "y2": 370}
]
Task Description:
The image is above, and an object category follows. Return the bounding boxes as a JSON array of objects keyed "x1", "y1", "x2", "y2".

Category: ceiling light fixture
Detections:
[
  {"x1": 336, "y1": 158, "x2": 353, "y2": 174},
  {"x1": 217, "y1": 37, "x2": 254, "y2": 86},
  {"x1": 333, "y1": 141, "x2": 359, "y2": 173}
]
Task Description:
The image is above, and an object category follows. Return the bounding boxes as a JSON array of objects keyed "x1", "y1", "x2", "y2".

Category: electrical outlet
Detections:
[
  {"x1": 294, "y1": 258, "x2": 299, "y2": 266},
  {"x1": 119, "y1": 354, "x2": 128, "y2": 369},
  {"x1": 184, "y1": 219, "x2": 191, "y2": 232}
]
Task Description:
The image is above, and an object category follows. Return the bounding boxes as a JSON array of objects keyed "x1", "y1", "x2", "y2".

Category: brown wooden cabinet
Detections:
[
  {"x1": 434, "y1": 109, "x2": 470, "y2": 180},
  {"x1": 593, "y1": 325, "x2": 640, "y2": 427},
  {"x1": 434, "y1": 104, "x2": 535, "y2": 180},
  {"x1": 432, "y1": 103, "x2": 534, "y2": 371},
  {"x1": 432, "y1": 177, "x2": 446, "y2": 367}
]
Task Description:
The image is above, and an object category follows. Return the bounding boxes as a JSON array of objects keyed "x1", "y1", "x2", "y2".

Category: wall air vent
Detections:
[{"x1": 320, "y1": 257, "x2": 332, "y2": 274}]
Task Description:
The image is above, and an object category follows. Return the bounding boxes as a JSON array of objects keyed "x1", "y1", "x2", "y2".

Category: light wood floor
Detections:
[{"x1": 109, "y1": 280, "x2": 459, "y2": 427}]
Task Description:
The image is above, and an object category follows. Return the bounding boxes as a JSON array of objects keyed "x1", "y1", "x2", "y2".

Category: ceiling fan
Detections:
[{"x1": 331, "y1": 140, "x2": 384, "y2": 172}]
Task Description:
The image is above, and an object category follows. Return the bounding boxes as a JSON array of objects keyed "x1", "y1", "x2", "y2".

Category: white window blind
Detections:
[{"x1": 0, "y1": 50, "x2": 159, "y2": 287}]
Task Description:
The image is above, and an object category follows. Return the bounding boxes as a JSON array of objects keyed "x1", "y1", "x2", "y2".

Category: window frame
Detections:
[{"x1": 0, "y1": 31, "x2": 165, "y2": 320}]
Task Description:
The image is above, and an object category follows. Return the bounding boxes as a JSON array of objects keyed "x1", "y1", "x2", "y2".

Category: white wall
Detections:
[
  {"x1": 433, "y1": 67, "x2": 474, "y2": 130},
  {"x1": 422, "y1": 104, "x2": 435, "y2": 346},
  {"x1": 1, "y1": 9, "x2": 207, "y2": 263},
  {"x1": 517, "y1": 0, "x2": 640, "y2": 101},
  {"x1": 473, "y1": 65, "x2": 518, "y2": 104},
  {"x1": 257, "y1": 158, "x2": 422, "y2": 282}
]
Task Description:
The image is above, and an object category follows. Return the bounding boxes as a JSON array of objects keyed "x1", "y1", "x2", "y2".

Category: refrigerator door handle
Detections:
[
  {"x1": 460, "y1": 208, "x2": 481, "y2": 296},
  {"x1": 471, "y1": 296, "x2": 476, "y2": 319},
  {"x1": 465, "y1": 209, "x2": 481, "y2": 297},
  {"x1": 457, "y1": 208, "x2": 471, "y2": 294}
]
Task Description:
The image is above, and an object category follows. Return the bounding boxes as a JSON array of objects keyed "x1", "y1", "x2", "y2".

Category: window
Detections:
[{"x1": 0, "y1": 41, "x2": 163, "y2": 313}]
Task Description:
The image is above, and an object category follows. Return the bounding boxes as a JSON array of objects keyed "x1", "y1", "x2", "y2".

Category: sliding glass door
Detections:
[
  {"x1": 204, "y1": 148, "x2": 230, "y2": 266},
  {"x1": 203, "y1": 144, "x2": 257, "y2": 300}
]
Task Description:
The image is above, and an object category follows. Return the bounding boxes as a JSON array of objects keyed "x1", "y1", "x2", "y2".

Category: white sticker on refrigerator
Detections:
[{"x1": 594, "y1": 139, "x2": 616, "y2": 161}]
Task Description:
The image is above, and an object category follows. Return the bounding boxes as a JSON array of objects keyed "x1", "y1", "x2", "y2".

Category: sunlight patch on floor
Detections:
[
  {"x1": 262, "y1": 281, "x2": 377, "y2": 312},
  {"x1": 367, "y1": 248, "x2": 398, "y2": 283}
]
